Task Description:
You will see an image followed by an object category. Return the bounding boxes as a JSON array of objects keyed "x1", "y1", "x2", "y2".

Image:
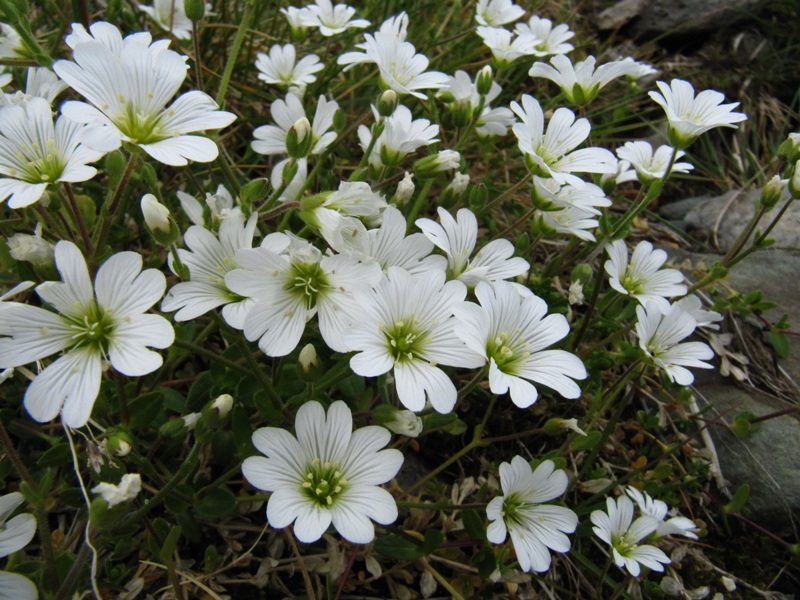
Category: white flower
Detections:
[
  {"x1": 0, "y1": 67, "x2": 68, "y2": 106},
  {"x1": 252, "y1": 93, "x2": 338, "y2": 157},
  {"x1": 255, "y1": 44, "x2": 324, "y2": 91},
  {"x1": 141, "y1": 193, "x2": 171, "y2": 233},
  {"x1": 358, "y1": 104, "x2": 439, "y2": 167},
  {"x1": 226, "y1": 237, "x2": 382, "y2": 356},
  {"x1": 529, "y1": 54, "x2": 646, "y2": 105},
  {"x1": 0, "y1": 241, "x2": 174, "y2": 427},
  {"x1": 511, "y1": 94, "x2": 616, "y2": 184},
  {"x1": 649, "y1": 79, "x2": 747, "y2": 149},
  {"x1": 242, "y1": 400, "x2": 402, "y2": 543},
  {"x1": 476, "y1": 26, "x2": 537, "y2": 68},
  {"x1": 271, "y1": 157, "x2": 308, "y2": 202},
  {"x1": 394, "y1": 171, "x2": 415, "y2": 203},
  {"x1": 53, "y1": 22, "x2": 236, "y2": 166},
  {"x1": 533, "y1": 177, "x2": 611, "y2": 215},
  {"x1": 363, "y1": 206, "x2": 446, "y2": 276},
  {"x1": 298, "y1": 0, "x2": 370, "y2": 36},
  {"x1": 338, "y1": 33, "x2": 448, "y2": 100},
  {"x1": 486, "y1": 457, "x2": 577, "y2": 573},
  {"x1": 138, "y1": 0, "x2": 200, "y2": 40},
  {"x1": 625, "y1": 487, "x2": 699, "y2": 540},
  {"x1": 616, "y1": 141, "x2": 693, "y2": 184},
  {"x1": 0, "y1": 24, "x2": 25, "y2": 60},
  {"x1": 91, "y1": 473, "x2": 142, "y2": 507},
  {"x1": 161, "y1": 210, "x2": 268, "y2": 329},
  {"x1": 635, "y1": 303, "x2": 715, "y2": 386},
  {"x1": 177, "y1": 184, "x2": 237, "y2": 228},
  {"x1": 416, "y1": 207, "x2": 529, "y2": 287},
  {"x1": 475, "y1": 0, "x2": 525, "y2": 27},
  {"x1": 591, "y1": 495, "x2": 671, "y2": 577},
  {"x1": 514, "y1": 16, "x2": 574, "y2": 57},
  {"x1": 0, "y1": 97, "x2": 104, "y2": 208},
  {"x1": 345, "y1": 267, "x2": 484, "y2": 413},
  {"x1": 535, "y1": 202, "x2": 601, "y2": 241},
  {"x1": 385, "y1": 409, "x2": 423, "y2": 438},
  {"x1": 605, "y1": 240, "x2": 687, "y2": 313},
  {"x1": 674, "y1": 294, "x2": 722, "y2": 330},
  {"x1": 0, "y1": 492, "x2": 37, "y2": 600},
  {"x1": 437, "y1": 69, "x2": 515, "y2": 137},
  {"x1": 453, "y1": 281, "x2": 586, "y2": 408}
]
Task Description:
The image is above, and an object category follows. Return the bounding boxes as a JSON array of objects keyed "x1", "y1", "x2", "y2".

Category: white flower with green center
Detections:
[
  {"x1": 255, "y1": 44, "x2": 324, "y2": 91},
  {"x1": 453, "y1": 281, "x2": 586, "y2": 408},
  {"x1": 226, "y1": 237, "x2": 381, "y2": 356},
  {"x1": 338, "y1": 32, "x2": 448, "y2": 100},
  {"x1": 605, "y1": 240, "x2": 687, "y2": 313},
  {"x1": 591, "y1": 495, "x2": 671, "y2": 577},
  {"x1": 476, "y1": 26, "x2": 537, "y2": 68},
  {"x1": 365, "y1": 206, "x2": 446, "y2": 276},
  {"x1": 252, "y1": 92, "x2": 338, "y2": 157},
  {"x1": 514, "y1": 16, "x2": 574, "y2": 58},
  {"x1": 616, "y1": 141, "x2": 693, "y2": 184},
  {"x1": 649, "y1": 78, "x2": 747, "y2": 149},
  {"x1": 345, "y1": 267, "x2": 484, "y2": 413},
  {"x1": 625, "y1": 487, "x2": 699, "y2": 540},
  {"x1": 0, "y1": 67, "x2": 68, "y2": 107},
  {"x1": 416, "y1": 207, "x2": 529, "y2": 287},
  {"x1": 0, "y1": 241, "x2": 174, "y2": 427},
  {"x1": 298, "y1": 0, "x2": 370, "y2": 37},
  {"x1": 0, "y1": 492, "x2": 37, "y2": 600},
  {"x1": 511, "y1": 94, "x2": 616, "y2": 185},
  {"x1": 357, "y1": 105, "x2": 439, "y2": 167},
  {"x1": 486, "y1": 457, "x2": 578, "y2": 573},
  {"x1": 242, "y1": 400, "x2": 402, "y2": 544},
  {"x1": 161, "y1": 211, "x2": 281, "y2": 329},
  {"x1": 53, "y1": 22, "x2": 236, "y2": 166},
  {"x1": 0, "y1": 97, "x2": 104, "y2": 208},
  {"x1": 529, "y1": 54, "x2": 647, "y2": 105},
  {"x1": 475, "y1": 0, "x2": 525, "y2": 27},
  {"x1": 635, "y1": 303, "x2": 714, "y2": 386}
]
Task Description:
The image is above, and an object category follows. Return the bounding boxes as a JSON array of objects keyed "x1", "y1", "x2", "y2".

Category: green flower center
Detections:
[
  {"x1": 286, "y1": 261, "x2": 330, "y2": 310},
  {"x1": 486, "y1": 330, "x2": 529, "y2": 373},
  {"x1": 66, "y1": 304, "x2": 116, "y2": 356},
  {"x1": 11, "y1": 139, "x2": 66, "y2": 184},
  {"x1": 383, "y1": 318, "x2": 427, "y2": 363},
  {"x1": 620, "y1": 270, "x2": 643, "y2": 295},
  {"x1": 301, "y1": 459, "x2": 348, "y2": 507},
  {"x1": 115, "y1": 101, "x2": 169, "y2": 145},
  {"x1": 611, "y1": 531, "x2": 639, "y2": 556}
]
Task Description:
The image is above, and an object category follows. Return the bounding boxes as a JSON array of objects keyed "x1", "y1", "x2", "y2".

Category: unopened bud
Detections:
[
  {"x1": 211, "y1": 394, "x2": 233, "y2": 418},
  {"x1": 791, "y1": 161, "x2": 800, "y2": 198},
  {"x1": 440, "y1": 172, "x2": 470, "y2": 207},
  {"x1": 286, "y1": 117, "x2": 313, "y2": 158},
  {"x1": 377, "y1": 90, "x2": 398, "y2": 118},
  {"x1": 759, "y1": 175, "x2": 788, "y2": 209},
  {"x1": 8, "y1": 231, "x2": 53, "y2": 267},
  {"x1": 332, "y1": 108, "x2": 347, "y2": 134},
  {"x1": 544, "y1": 417, "x2": 587, "y2": 436},
  {"x1": 571, "y1": 263, "x2": 592, "y2": 285},
  {"x1": 468, "y1": 183, "x2": 488, "y2": 210},
  {"x1": 298, "y1": 343, "x2": 318, "y2": 372},
  {"x1": 159, "y1": 417, "x2": 189, "y2": 439},
  {"x1": 185, "y1": 0, "x2": 205, "y2": 21},
  {"x1": 106, "y1": 432, "x2": 133, "y2": 457},
  {"x1": 393, "y1": 171, "x2": 415, "y2": 204},
  {"x1": 476, "y1": 65, "x2": 494, "y2": 96},
  {"x1": 141, "y1": 194, "x2": 171, "y2": 232},
  {"x1": 373, "y1": 405, "x2": 423, "y2": 438},
  {"x1": 777, "y1": 132, "x2": 800, "y2": 163},
  {"x1": 413, "y1": 150, "x2": 461, "y2": 178}
]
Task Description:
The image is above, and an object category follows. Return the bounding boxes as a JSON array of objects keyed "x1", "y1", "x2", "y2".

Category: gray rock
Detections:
[
  {"x1": 627, "y1": 0, "x2": 764, "y2": 37},
  {"x1": 663, "y1": 188, "x2": 800, "y2": 252},
  {"x1": 595, "y1": 0, "x2": 649, "y2": 30}
]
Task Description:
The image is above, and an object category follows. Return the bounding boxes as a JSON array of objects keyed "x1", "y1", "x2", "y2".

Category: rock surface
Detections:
[{"x1": 618, "y1": 0, "x2": 764, "y2": 37}]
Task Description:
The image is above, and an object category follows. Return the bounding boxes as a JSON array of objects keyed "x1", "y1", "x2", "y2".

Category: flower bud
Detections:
[
  {"x1": 777, "y1": 132, "x2": 800, "y2": 163},
  {"x1": 159, "y1": 417, "x2": 189, "y2": 439},
  {"x1": 790, "y1": 161, "x2": 800, "y2": 199},
  {"x1": 373, "y1": 405, "x2": 423, "y2": 438},
  {"x1": 543, "y1": 417, "x2": 587, "y2": 436},
  {"x1": 377, "y1": 89, "x2": 398, "y2": 118},
  {"x1": 105, "y1": 432, "x2": 133, "y2": 457},
  {"x1": 476, "y1": 65, "x2": 494, "y2": 96},
  {"x1": 185, "y1": 0, "x2": 205, "y2": 21},
  {"x1": 286, "y1": 117, "x2": 313, "y2": 158},
  {"x1": 571, "y1": 263, "x2": 593, "y2": 285},
  {"x1": 333, "y1": 108, "x2": 347, "y2": 134},
  {"x1": 439, "y1": 172, "x2": 470, "y2": 207},
  {"x1": 92, "y1": 473, "x2": 142, "y2": 508},
  {"x1": 413, "y1": 150, "x2": 461, "y2": 178},
  {"x1": 393, "y1": 172, "x2": 415, "y2": 204},
  {"x1": 468, "y1": 182, "x2": 488, "y2": 210},
  {"x1": 211, "y1": 394, "x2": 233, "y2": 418},
  {"x1": 8, "y1": 231, "x2": 53, "y2": 267},
  {"x1": 141, "y1": 194, "x2": 171, "y2": 233},
  {"x1": 758, "y1": 175, "x2": 788, "y2": 209},
  {"x1": 298, "y1": 343, "x2": 318, "y2": 372}
]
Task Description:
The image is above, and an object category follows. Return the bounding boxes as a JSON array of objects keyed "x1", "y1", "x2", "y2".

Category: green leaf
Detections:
[
  {"x1": 423, "y1": 529, "x2": 445, "y2": 555},
  {"x1": 195, "y1": 487, "x2": 237, "y2": 519},
  {"x1": 128, "y1": 391, "x2": 164, "y2": 429},
  {"x1": 470, "y1": 545, "x2": 497, "y2": 579},
  {"x1": 462, "y1": 509, "x2": 486, "y2": 541},
  {"x1": 724, "y1": 483, "x2": 750, "y2": 514},
  {"x1": 770, "y1": 330, "x2": 790, "y2": 359},
  {"x1": 374, "y1": 535, "x2": 424, "y2": 560},
  {"x1": 732, "y1": 412, "x2": 756, "y2": 439},
  {"x1": 444, "y1": 418, "x2": 468, "y2": 436},
  {"x1": 159, "y1": 525, "x2": 182, "y2": 562},
  {"x1": 36, "y1": 443, "x2": 71, "y2": 468}
]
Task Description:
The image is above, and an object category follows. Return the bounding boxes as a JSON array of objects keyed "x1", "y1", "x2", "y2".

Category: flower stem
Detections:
[
  {"x1": 408, "y1": 425, "x2": 484, "y2": 493},
  {"x1": 422, "y1": 559, "x2": 466, "y2": 600},
  {"x1": 63, "y1": 182, "x2": 94, "y2": 256},
  {"x1": 215, "y1": 0, "x2": 254, "y2": 107},
  {"x1": 93, "y1": 152, "x2": 137, "y2": 259},
  {"x1": 406, "y1": 178, "x2": 435, "y2": 231},
  {"x1": 130, "y1": 441, "x2": 202, "y2": 521},
  {"x1": 571, "y1": 256, "x2": 607, "y2": 351},
  {"x1": 192, "y1": 20, "x2": 204, "y2": 92}
]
